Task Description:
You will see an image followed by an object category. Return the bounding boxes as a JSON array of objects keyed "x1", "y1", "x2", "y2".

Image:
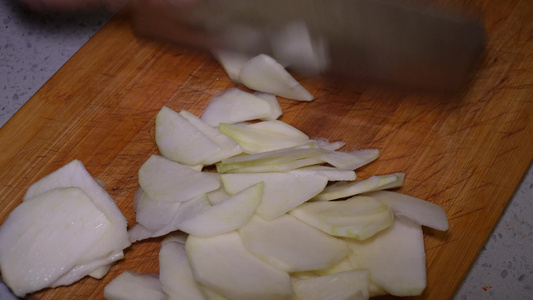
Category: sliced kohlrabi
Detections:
[
  {"x1": 159, "y1": 234, "x2": 205, "y2": 300},
  {"x1": 238, "y1": 54, "x2": 314, "y2": 101},
  {"x1": 216, "y1": 145, "x2": 324, "y2": 173},
  {"x1": 254, "y1": 92, "x2": 282, "y2": 120},
  {"x1": 221, "y1": 172, "x2": 327, "y2": 220},
  {"x1": 320, "y1": 149, "x2": 380, "y2": 170},
  {"x1": 200, "y1": 88, "x2": 274, "y2": 127},
  {"x1": 138, "y1": 155, "x2": 220, "y2": 203},
  {"x1": 104, "y1": 271, "x2": 166, "y2": 300},
  {"x1": 0, "y1": 187, "x2": 110, "y2": 297},
  {"x1": 21, "y1": 160, "x2": 130, "y2": 281},
  {"x1": 366, "y1": 190, "x2": 449, "y2": 231},
  {"x1": 312, "y1": 173, "x2": 405, "y2": 201},
  {"x1": 178, "y1": 182, "x2": 263, "y2": 237},
  {"x1": 219, "y1": 120, "x2": 310, "y2": 154},
  {"x1": 289, "y1": 166, "x2": 356, "y2": 181},
  {"x1": 133, "y1": 186, "x2": 182, "y2": 232},
  {"x1": 179, "y1": 110, "x2": 243, "y2": 165},
  {"x1": 346, "y1": 218, "x2": 427, "y2": 297},
  {"x1": 290, "y1": 195, "x2": 394, "y2": 240},
  {"x1": 155, "y1": 106, "x2": 221, "y2": 166},
  {"x1": 291, "y1": 269, "x2": 370, "y2": 300},
  {"x1": 186, "y1": 232, "x2": 293, "y2": 300},
  {"x1": 239, "y1": 215, "x2": 349, "y2": 272},
  {"x1": 211, "y1": 49, "x2": 252, "y2": 83}
]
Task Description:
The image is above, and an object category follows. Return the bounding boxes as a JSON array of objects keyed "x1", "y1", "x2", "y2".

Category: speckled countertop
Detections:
[{"x1": 1, "y1": 1, "x2": 532, "y2": 299}]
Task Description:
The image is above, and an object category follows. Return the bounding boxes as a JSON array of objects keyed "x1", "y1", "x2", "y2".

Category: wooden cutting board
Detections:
[{"x1": 0, "y1": 0, "x2": 532, "y2": 299}]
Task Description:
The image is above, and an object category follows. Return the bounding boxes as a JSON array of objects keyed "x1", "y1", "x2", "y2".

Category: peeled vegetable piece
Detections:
[
  {"x1": 200, "y1": 88, "x2": 274, "y2": 127},
  {"x1": 0, "y1": 187, "x2": 110, "y2": 297},
  {"x1": 129, "y1": 194, "x2": 212, "y2": 242},
  {"x1": 313, "y1": 173, "x2": 405, "y2": 201},
  {"x1": 104, "y1": 271, "x2": 166, "y2": 300},
  {"x1": 178, "y1": 182, "x2": 263, "y2": 237},
  {"x1": 133, "y1": 186, "x2": 181, "y2": 233},
  {"x1": 289, "y1": 166, "x2": 356, "y2": 181},
  {"x1": 221, "y1": 172, "x2": 328, "y2": 220},
  {"x1": 186, "y1": 232, "x2": 293, "y2": 300},
  {"x1": 216, "y1": 145, "x2": 324, "y2": 173},
  {"x1": 346, "y1": 218, "x2": 427, "y2": 297},
  {"x1": 159, "y1": 234, "x2": 205, "y2": 300},
  {"x1": 290, "y1": 195, "x2": 394, "y2": 240},
  {"x1": 366, "y1": 190, "x2": 449, "y2": 231},
  {"x1": 138, "y1": 155, "x2": 220, "y2": 203},
  {"x1": 179, "y1": 110, "x2": 243, "y2": 164},
  {"x1": 239, "y1": 215, "x2": 349, "y2": 272},
  {"x1": 156, "y1": 106, "x2": 221, "y2": 165},
  {"x1": 22, "y1": 159, "x2": 130, "y2": 280},
  {"x1": 253, "y1": 92, "x2": 282, "y2": 120},
  {"x1": 219, "y1": 120, "x2": 310, "y2": 154},
  {"x1": 212, "y1": 49, "x2": 252, "y2": 83},
  {"x1": 291, "y1": 270, "x2": 370, "y2": 300},
  {"x1": 320, "y1": 149, "x2": 380, "y2": 170},
  {"x1": 239, "y1": 54, "x2": 314, "y2": 101}
]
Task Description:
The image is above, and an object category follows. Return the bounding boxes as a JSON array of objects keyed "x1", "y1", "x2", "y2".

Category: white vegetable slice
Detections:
[
  {"x1": 291, "y1": 270, "x2": 370, "y2": 300},
  {"x1": 239, "y1": 215, "x2": 349, "y2": 272},
  {"x1": 178, "y1": 182, "x2": 263, "y2": 237},
  {"x1": 186, "y1": 232, "x2": 293, "y2": 300},
  {"x1": 0, "y1": 188, "x2": 110, "y2": 297},
  {"x1": 366, "y1": 190, "x2": 449, "y2": 231},
  {"x1": 216, "y1": 145, "x2": 324, "y2": 173},
  {"x1": 133, "y1": 186, "x2": 181, "y2": 232},
  {"x1": 104, "y1": 271, "x2": 166, "y2": 300},
  {"x1": 289, "y1": 166, "x2": 356, "y2": 181},
  {"x1": 138, "y1": 155, "x2": 220, "y2": 203},
  {"x1": 200, "y1": 88, "x2": 274, "y2": 127},
  {"x1": 290, "y1": 195, "x2": 394, "y2": 240},
  {"x1": 212, "y1": 49, "x2": 252, "y2": 83},
  {"x1": 313, "y1": 257, "x2": 354, "y2": 276},
  {"x1": 219, "y1": 120, "x2": 310, "y2": 154},
  {"x1": 313, "y1": 173, "x2": 405, "y2": 201},
  {"x1": 179, "y1": 110, "x2": 243, "y2": 165},
  {"x1": 254, "y1": 92, "x2": 282, "y2": 120},
  {"x1": 156, "y1": 106, "x2": 221, "y2": 165},
  {"x1": 221, "y1": 172, "x2": 328, "y2": 220},
  {"x1": 201, "y1": 286, "x2": 231, "y2": 300},
  {"x1": 239, "y1": 54, "x2": 314, "y2": 101},
  {"x1": 21, "y1": 160, "x2": 130, "y2": 278},
  {"x1": 54, "y1": 250, "x2": 124, "y2": 286},
  {"x1": 320, "y1": 149, "x2": 380, "y2": 170},
  {"x1": 346, "y1": 218, "x2": 427, "y2": 297},
  {"x1": 129, "y1": 194, "x2": 213, "y2": 242},
  {"x1": 159, "y1": 234, "x2": 205, "y2": 300}
]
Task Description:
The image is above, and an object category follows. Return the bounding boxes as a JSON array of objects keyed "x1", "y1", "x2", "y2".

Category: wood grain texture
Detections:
[{"x1": 0, "y1": 0, "x2": 532, "y2": 299}]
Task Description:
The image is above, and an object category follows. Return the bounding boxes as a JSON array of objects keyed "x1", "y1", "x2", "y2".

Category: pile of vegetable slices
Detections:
[{"x1": 0, "y1": 53, "x2": 448, "y2": 300}]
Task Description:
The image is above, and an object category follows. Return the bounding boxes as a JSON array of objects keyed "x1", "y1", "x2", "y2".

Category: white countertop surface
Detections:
[{"x1": 1, "y1": 1, "x2": 532, "y2": 299}]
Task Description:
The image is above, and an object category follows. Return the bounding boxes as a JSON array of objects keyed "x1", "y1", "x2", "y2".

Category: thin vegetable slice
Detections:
[
  {"x1": 290, "y1": 195, "x2": 394, "y2": 240},
  {"x1": 104, "y1": 271, "x2": 166, "y2": 300},
  {"x1": 313, "y1": 173, "x2": 405, "y2": 201},
  {"x1": 239, "y1": 54, "x2": 314, "y2": 101},
  {"x1": 221, "y1": 172, "x2": 328, "y2": 220},
  {"x1": 291, "y1": 270, "x2": 370, "y2": 300},
  {"x1": 186, "y1": 232, "x2": 294, "y2": 300},
  {"x1": 320, "y1": 149, "x2": 380, "y2": 170},
  {"x1": 200, "y1": 88, "x2": 274, "y2": 127},
  {"x1": 239, "y1": 215, "x2": 349, "y2": 272},
  {"x1": 156, "y1": 106, "x2": 221, "y2": 165},
  {"x1": 219, "y1": 120, "x2": 310, "y2": 154},
  {"x1": 346, "y1": 218, "x2": 427, "y2": 297}
]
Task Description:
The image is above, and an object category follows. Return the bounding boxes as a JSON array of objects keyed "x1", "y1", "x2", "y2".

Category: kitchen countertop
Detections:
[{"x1": 1, "y1": 1, "x2": 532, "y2": 299}]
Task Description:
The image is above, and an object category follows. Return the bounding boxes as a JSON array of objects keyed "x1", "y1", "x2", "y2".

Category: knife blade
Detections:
[{"x1": 130, "y1": 0, "x2": 486, "y2": 92}]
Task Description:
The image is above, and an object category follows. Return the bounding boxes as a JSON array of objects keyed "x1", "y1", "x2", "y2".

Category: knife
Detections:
[{"x1": 129, "y1": 0, "x2": 486, "y2": 92}]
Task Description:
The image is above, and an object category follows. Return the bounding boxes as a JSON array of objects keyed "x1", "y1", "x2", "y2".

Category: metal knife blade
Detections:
[{"x1": 130, "y1": 0, "x2": 486, "y2": 91}]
